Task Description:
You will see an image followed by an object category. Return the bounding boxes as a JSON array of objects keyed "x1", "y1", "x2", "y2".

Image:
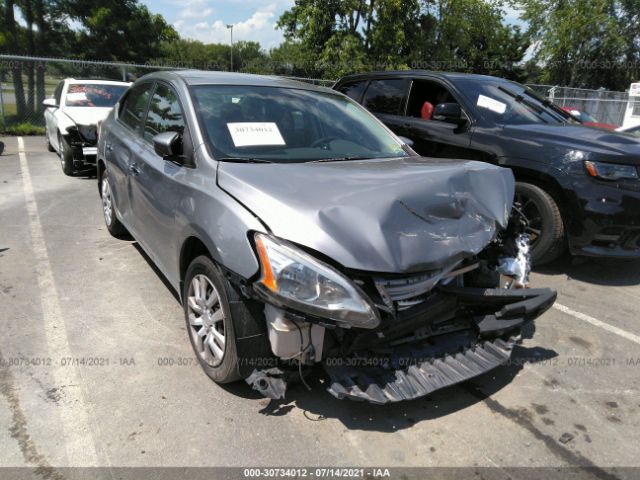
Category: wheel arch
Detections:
[
  {"x1": 179, "y1": 235, "x2": 216, "y2": 301},
  {"x1": 509, "y1": 165, "x2": 574, "y2": 221},
  {"x1": 97, "y1": 158, "x2": 106, "y2": 196}
]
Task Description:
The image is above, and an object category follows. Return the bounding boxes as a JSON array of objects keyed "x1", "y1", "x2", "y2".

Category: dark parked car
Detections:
[
  {"x1": 97, "y1": 70, "x2": 555, "y2": 404},
  {"x1": 334, "y1": 71, "x2": 640, "y2": 264}
]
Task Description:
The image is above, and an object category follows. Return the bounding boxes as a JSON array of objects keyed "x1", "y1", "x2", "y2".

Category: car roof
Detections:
[
  {"x1": 336, "y1": 70, "x2": 505, "y2": 83},
  {"x1": 137, "y1": 70, "x2": 336, "y2": 94}
]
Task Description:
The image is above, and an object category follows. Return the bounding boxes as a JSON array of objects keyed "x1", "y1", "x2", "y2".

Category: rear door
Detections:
[
  {"x1": 129, "y1": 82, "x2": 187, "y2": 274},
  {"x1": 104, "y1": 81, "x2": 154, "y2": 232},
  {"x1": 360, "y1": 78, "x2": 411, "y2": 136}
]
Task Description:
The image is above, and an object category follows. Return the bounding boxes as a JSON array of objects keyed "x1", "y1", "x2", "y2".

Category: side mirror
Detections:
[
  {"x1": 153, "y1": 131, "x2": 182, "y2": 159},
  {"x1": 433, "y1": 103, "x2": 466, "y2": 126},
  {"x1": 397, "y1": 136, "x2": 414, "y2": 147},
  {"x1": 42, "y1": 98, "x2": 57, "y2": 108}
]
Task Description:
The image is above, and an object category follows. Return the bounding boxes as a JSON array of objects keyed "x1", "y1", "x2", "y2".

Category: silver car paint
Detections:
[
  {"x1": 218, "y1": 157, "x2": 515, "y2": 274},
  {"x1": 99, "y1": 70, "x2": 515, "y2": 295}
]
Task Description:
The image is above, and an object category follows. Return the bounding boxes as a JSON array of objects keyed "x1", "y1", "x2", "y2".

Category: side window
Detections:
[
  {"x1": 143, "y1": 84, "x2": 185, "y2": 143},
  {"x1": 335, "y1": 81, "x2": 368, "y2": 102},
  {"x1": 119, "y1": 83, "x2": 153, "y2": 132},
  {"x1": 407, "y1": 80, "x2": 458, "y2": 120},
  {"x1": 362, "y1": 79, "x2": 406, "y2": 115}
]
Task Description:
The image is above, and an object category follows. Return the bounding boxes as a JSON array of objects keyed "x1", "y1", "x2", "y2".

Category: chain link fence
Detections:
[
  {"x1": 0, "y1": 55, "x2": 333, "y2": 133},
  {"x1": 1, "y1": 54, "x2": 631, "y2": 133},
  {"x1": 527, "y1": 84, "x2": 629, "y2": 126}
]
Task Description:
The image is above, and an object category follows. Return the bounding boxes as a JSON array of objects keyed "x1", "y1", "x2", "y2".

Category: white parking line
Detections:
[
  {"x1": 17, "y1": 137, "x2": 99, "y2": 466},
  {"x1": 554, "y1": 303, "x2": 640, "y2": 346}
]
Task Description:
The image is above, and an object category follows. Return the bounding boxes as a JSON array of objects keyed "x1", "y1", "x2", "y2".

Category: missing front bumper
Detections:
[
  {"x1": 324, "y1": 335, "x2": 518, "y2": 404},
  {"x1": 323, "y1": 287, "x2": 556, "y2": 404}
]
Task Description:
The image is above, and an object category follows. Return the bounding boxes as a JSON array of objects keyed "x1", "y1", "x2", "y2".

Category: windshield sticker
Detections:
[
  {"x1": 477, "y1": 95, "x2": 507, "y2": 114},
  {"x1": 227, "y1": 122, "x2": 286, "y2": 147}
]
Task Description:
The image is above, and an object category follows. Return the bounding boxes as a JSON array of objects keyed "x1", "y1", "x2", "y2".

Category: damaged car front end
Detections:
[
  {"x1": 220, "y1": 157, "x2": 556, "y2": 404},
  {"x1": 245, "y1": 213, "x2": 554, "y2": 404},
  {"x1": 98, "y1": 72, "x2": 556, "y2": 405}
]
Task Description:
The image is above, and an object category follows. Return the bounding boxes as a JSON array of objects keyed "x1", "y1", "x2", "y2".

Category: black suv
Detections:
[{"x1": 334, "y1": 71, "x2": 640, "y2": 264}]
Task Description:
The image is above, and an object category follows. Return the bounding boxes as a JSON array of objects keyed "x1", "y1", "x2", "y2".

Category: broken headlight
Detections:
[{"x1": 253, "y1": 233, "x2": 380, "y2": 329}]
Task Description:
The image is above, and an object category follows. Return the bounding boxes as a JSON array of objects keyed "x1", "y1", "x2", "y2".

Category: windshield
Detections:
[
  {"x1": 65, "y1": 83, "x2": 128, "y2": 107},
  {"x1": 456, "y1": 79, "x2": 576, "y2": 126},
  {"x1": 191, "y1": 85, "x2": 409, "y2": 163}
]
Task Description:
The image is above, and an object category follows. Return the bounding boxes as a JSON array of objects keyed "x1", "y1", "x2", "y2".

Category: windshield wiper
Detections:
[
  {"x1": 521, "y1": 88, "x2": 576, "y2": 123},
  {"x1": 497, "y1": 85, "x2": 549, "y2": 120},
  {"x1": 216, "y1": 157, "x2": 273, "y2": 163},
  {"x1": 309, "y1": 155, "x2": 373, "y2": 163}
]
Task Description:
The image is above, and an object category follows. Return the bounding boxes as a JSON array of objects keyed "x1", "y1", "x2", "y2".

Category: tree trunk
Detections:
[
  {"x1": 364, "y1": 0, "x2": 375, "y2": 52},
  {"x1": 5, "y1": 0, "x2": 27, "y2": 120},
  {"x1": 35, "y1": 0, "x2": 46, "y2": 114},
  {"x1": 25, "y1": 0, "x2": 36, "y2": 115}
]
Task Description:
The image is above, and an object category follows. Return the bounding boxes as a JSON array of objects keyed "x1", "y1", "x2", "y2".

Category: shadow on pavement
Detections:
[
  {"x1": 535, "y1": 253, "x2": 640, "y2": 287},
  {"x1": 252, "y1": 341, "x2": 558, "y2": 432}
]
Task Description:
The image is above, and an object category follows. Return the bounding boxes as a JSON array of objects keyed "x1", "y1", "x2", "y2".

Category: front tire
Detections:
[
  {"x1": 100, "y1": 169, "x2": 127, "y2": 237},
  {"x1": 515, "y1": 182, "x2": 566, "y2": 265},
  {"x1": 46, "y1": 131, "x2": 55, "y2": 152},
  {"x1": 184, "y1": 256, "x2": 241, "y2": 384},
  {"x1": 58, "y1": 133, "x2": 75, "y2": 176}
]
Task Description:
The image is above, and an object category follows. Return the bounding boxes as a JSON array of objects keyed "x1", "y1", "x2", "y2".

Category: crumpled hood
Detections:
[
  {"x1": 218, "y1": 157, "x2": 515, "y2": 274},
  {"x1": 504, "y1": 124, "x2": 640, "y2": 165},
  {"x1": 63, "y1": 107, "x2": 113, "y2": 127}
]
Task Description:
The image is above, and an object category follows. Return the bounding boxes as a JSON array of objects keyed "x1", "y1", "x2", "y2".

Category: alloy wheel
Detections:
[
  {"x1": 187, "y1": 274, "x2": 226, "y2": 367},
  {"x1": 101, "y1": 177, "x2": 113, "y2": 226}
]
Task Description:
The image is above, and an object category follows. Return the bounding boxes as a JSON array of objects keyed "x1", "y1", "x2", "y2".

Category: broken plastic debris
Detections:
[{"x1": 246, "y1": 368, "x2": 287, "y2": 400}]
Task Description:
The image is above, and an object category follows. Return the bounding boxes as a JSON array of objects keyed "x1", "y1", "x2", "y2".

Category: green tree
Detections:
[
  {"x1": 61, "y1": 0, "x2": 178, "y2": 63},
  {"x1": 517, "y1": 0, "x2": 629, "y2": 89},
  {"x1": 276, "y1": 0, "x2": 526, "y2": 79}
]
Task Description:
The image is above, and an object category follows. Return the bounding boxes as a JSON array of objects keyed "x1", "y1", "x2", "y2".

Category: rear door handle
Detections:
[{"x1": 128, "y1": 163, "x2": 141, "y2": 175}]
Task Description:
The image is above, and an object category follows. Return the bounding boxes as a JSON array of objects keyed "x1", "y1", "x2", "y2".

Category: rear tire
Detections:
[
  {"x1": 515, "y1": 182, "x2": 566, "y2": 265},
  {"x1": 184, "y1": 256, "x2": 241, "y2": 384},
  {"x1": 58, "y1": 133, "x2": 75, "y2": 176},
  {"x1": 99, "y1": 169, "x2": 127, "y2": 237}
]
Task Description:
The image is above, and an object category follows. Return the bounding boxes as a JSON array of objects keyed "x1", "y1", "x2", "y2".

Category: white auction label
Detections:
[
  {"x1": 477, "y1": 95, "x2": 507, "y2": 114},
  {"x1": 227, "y1": 122, "x2": 286, "y2": 147}
]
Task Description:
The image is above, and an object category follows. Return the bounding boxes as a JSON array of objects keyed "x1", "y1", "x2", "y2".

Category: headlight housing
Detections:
[
  {"x1": 253, "y1": 233, "x2": 380, "y2": 329},
  {"x1": 584, "y1": 160, "x2": 639, "y2": 181}
]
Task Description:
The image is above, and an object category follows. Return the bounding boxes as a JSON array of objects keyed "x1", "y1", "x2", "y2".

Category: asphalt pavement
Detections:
[{"x1": 0, "y1": 136, "x2": 639, "y2": 479}]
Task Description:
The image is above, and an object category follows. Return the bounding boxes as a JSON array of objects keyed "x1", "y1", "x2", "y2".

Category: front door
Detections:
[
  {"x1": 402, "y1": 79, "x2": 477, "y2": 159},
  {"x1": 129, "y1": 82, "x2": 187, "y2": 275}
]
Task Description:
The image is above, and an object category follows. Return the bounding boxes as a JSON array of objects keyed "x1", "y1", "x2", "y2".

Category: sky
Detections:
[{"x1": 142, "y1": 1, "x2": 525, "y2": 50}]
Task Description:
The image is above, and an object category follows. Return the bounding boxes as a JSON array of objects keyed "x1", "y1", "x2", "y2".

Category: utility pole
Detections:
[{"x1": 227, "y1": 24, "x2": 234, "y2": 72}]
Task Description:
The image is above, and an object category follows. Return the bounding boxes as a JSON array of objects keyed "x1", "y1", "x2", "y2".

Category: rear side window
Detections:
[
  {"x1": 120, "y1": 83, "x2": 153, "y2": 131},
  {"x1": 336, "y1": 81, "x2": 368, "y2": 102},
  {"x1": 363, "y1": 79, "x2": 406, "y2": 115},
  {"x1": 143, "y1": 84, "x2": 185, "y2": 142}
]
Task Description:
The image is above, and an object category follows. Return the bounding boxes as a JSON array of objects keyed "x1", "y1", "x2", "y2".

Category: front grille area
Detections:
[{"x1": 373, "y1": 262, "x2": 477, "y2": 311}]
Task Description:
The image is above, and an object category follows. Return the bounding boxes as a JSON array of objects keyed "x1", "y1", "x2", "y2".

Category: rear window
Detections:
[
  {"x1": 336, "y1": 81, "x2": 368, "y2": 102},
  {"x1": 362, "y1": 79, "x2": 406, "y2": 115}
]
